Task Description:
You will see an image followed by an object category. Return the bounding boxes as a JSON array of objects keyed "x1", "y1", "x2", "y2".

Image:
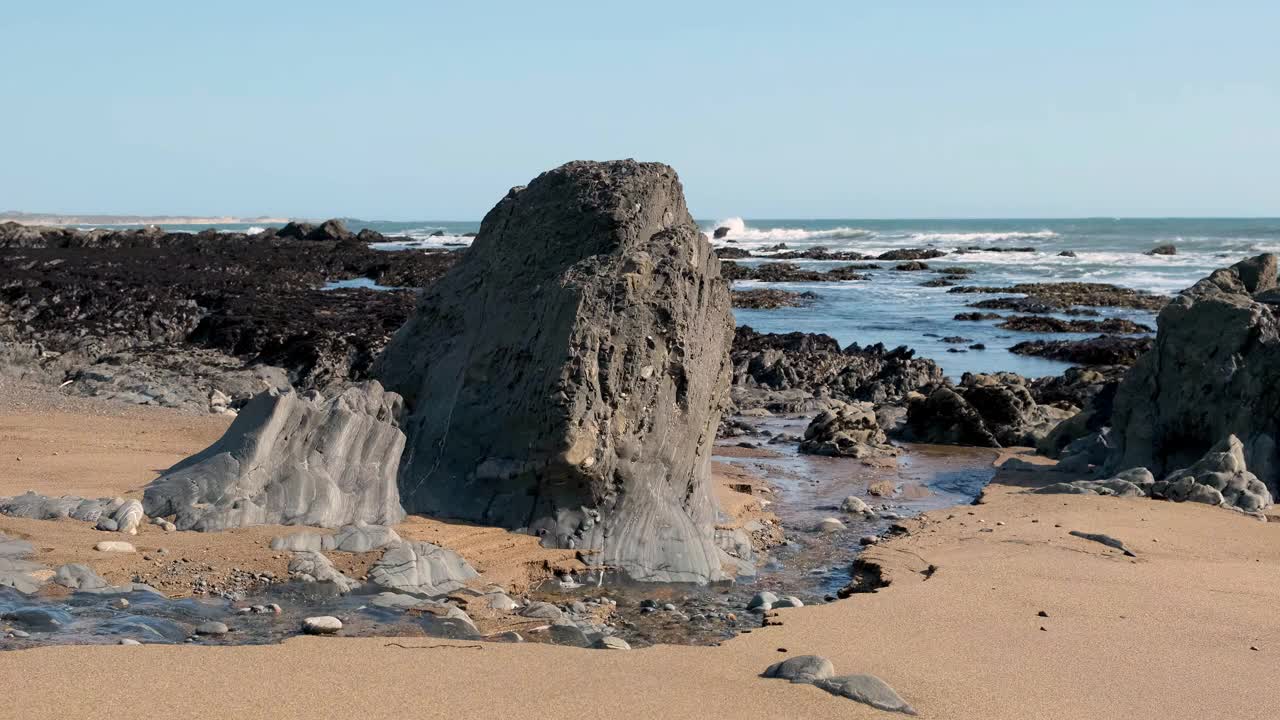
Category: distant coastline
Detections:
[{"x1": 1, "y1": 211, "x2": 289, "y2": 227}]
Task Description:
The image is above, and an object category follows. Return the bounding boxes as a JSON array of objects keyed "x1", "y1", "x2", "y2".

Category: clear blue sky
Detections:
[{"x1": 2, "y1": 1, "x2": 1277, "y2": 220}]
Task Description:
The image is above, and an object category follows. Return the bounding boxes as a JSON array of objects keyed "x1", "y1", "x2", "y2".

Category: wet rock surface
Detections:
[
  {"x1": 995, "y1": 316, "x2": 1152, "y2": 334},
  {"x1": 799, "y1": 402, "x2": 900, "y2": 459},
  {"x1": 949, "y1": 282, "x2": 1168, "y2": 312},
  {"x1": 377, "y1": 160, "x2": 735, "y2": 584},
  {"x1": 721, "y1": 261, "x2": 868, "y2": 282}
]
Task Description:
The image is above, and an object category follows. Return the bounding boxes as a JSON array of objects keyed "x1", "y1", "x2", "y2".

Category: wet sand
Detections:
[{"x1": 4, "y1": 385, "x2": 1279, "y2": 718}]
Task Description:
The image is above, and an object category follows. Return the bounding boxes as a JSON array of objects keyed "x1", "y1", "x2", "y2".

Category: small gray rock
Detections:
[
  {"x1": 763, "y1": 655, "x2": 836, "y2": 684},
  {"x1": 816, "y1": 674, "x2": 917, "y2": 715},
  {"x1": 747, "y1": 591, "x2": 778, "y2": 612},
  {"x1": 302, "y1": 616, "x2": 342, "y2": 635}
]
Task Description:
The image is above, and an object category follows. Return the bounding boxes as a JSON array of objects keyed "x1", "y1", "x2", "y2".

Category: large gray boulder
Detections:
[
  {"x1": 368, "y1": 541, "x2": 478, "y2": 595},
  {"x1": 376, "y1": 160, "x2": 735, "y2": 584},
  {"x1": 1106, "y1": 254, "x2": 1280, "y2": 496},
  {"x1": 143, "y1": 381, "x2": 406, "y2": 531}
]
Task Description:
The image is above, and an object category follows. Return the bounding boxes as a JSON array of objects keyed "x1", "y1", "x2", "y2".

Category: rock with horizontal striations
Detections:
[
  {"x1": 1150, "y1": 435, "x2": 1273, "y2": 511},
  {"x1": 592, "y1": 635, "x2": 631, "y2": 650},
  {"x1": 327, "y1": 523, "x2": 402, "y2": 553},
  {"x1": 112, "y1": 500, "x2": 145, "y2": 535},
  {"x1": 376, "y1": 160, "x2": 734, "y2": 584},
  {"x1": 1105, "y1": 255, "x2": 1280, "y2": 504},
  {"x1": 368, "y1": 541, "x2": 478, "y2": 595},
  {"x1": 815, "y1": 674, "x2": 918, "y2": 715},
  {"x1": 287, "y1": 551, "x2": 359, "y2": 593},
  {"x1": 0, "y1": 533, "x2": 45, "y2": 594},
  {"x1": 143, "y1": 381, "x2": 406, "y2": 531},
  {"x1": 763, "y1": 655, "x2": 836, "y2": 684}
]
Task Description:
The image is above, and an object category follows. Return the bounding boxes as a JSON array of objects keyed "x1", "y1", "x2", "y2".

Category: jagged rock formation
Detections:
[
  {"x1": 1010, "y1": 336, "x2": 1153, "y2": 366},
  {"x1": 143, "y1": 382, "x2": 406, "y2": 531},
  {"x1": 1150, "y1": 435, "x2": 1272, "y2": 511},
  {"x1": 903, "y1": 373, "x2": 1075, "y2": 448},
  {"x1": 376, "y1": 160, "x2": 735, "y2": 584},
  {"x1": 0, "y1": 493, "x2": 146, "y2": 534},
  {"x1": 730, "y1": 326, "x2": 943, "y2": 413},
  {"x1": 799, "y1": 402, "x2": 900, "y2": 458},
  {"x1": 1105, "y1": 254, "x2": 1280, "y2": 495}
]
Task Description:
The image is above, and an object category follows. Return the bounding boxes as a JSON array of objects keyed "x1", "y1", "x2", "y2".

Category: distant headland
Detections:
[{"x1": 1, "y1": 210, "x2": 289, "y2": 227}]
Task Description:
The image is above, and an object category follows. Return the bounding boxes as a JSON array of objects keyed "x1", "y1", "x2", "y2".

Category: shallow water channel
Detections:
[{"x1": 1, "y1": 417, "x2": 995, "y2": 650}]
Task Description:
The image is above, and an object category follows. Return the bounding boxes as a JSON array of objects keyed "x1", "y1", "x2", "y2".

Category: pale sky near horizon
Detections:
[{"x1": 2, "y1": 1, "x2": 1278, "y2": 220}]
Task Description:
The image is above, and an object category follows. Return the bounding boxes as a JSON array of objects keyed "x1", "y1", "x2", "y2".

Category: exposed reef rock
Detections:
[
  {"x1": 1150, "y1": 435, "x2": 1272, "y2": 511},
  {"x1": 996, "y1": 316, "x2": 1152, "y2": 334},
  {"x1": 143, "y1": 382, "x2": 406, "y2": 531},
  {"x1": 903, "y1": 373, "x2": 1075, "y2": 448},
  {"x1": 730, "y1": 326, "x2": 943, "y2": 413},
  {"x1": 721, "y1": 261, "x2": 867, "y2": 282},
  {"x1": 1009, "y1": 336, "x2": 1153, "y2": 366},
  {"x1": 731, "y1": 288, "x2": 818, "y2": 309},
  {"x1": 949, "y1": 282, "x2": 1167, "y2": 312},
  {"x1": 376, "y1": 160, "x2": 734, "y2": 584},
  {"x1": 1105, "y1": 255, "x2": 1280, "y2": 495},
  {"x1": 0, "y1": 220, "x2": 459, "y2": 409}
]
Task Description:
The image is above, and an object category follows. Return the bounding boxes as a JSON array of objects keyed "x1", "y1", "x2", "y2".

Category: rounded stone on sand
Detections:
[{"x1": 302, "y1": 616, "x2": 342, "y2": 635}]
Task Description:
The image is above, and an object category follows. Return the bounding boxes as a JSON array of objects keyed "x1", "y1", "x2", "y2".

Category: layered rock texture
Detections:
[
  {"x1": 1105, "y1": 254, "x2": 1280, "y2": 496},
  {"x1": 143, "y1": 382, "x2": 406, "y2": 530},
  {"x1": 377, "y1": 160, "x2": 735, "y2": 583}
]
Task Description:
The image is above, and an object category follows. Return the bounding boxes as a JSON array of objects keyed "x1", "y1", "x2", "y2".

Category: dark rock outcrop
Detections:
[
  {"x1": 1105, "y1": 254, "x2": 1280, "y2": 495},
  {"x1": 730, "y1": 326, "x2": 943, "y2": 413},
  {"x1": 1009, "y1": 336, "x2": 1153, "y2": 366},
  {"x1": 0, "y1": 221, "x2": 459, "y2": 408},
  {"x1": 376, "y1": 160, "x2": 735, "y2": 584},
  {"x1": 996, "y1": 316, "x2": 1152, "y2": 334},
  {"x1": 143, "y1": 382, "x2": 406, "y2": 531},
  {"x1": 950, "y1": 282, "x2": 1167, "y2": 312},
  {"x1": 721, "y1": 262, "x2": 866, "y2": 282},
  {"x1": 731, "y1": 289, "x2": 818, "y2": 309},
  {"x1": 903, "y1": 373, "x2": 1075, "y2": 448},
  {"x1": 877, "y1": 249, "x2": 944, "y2": 261},
  {"x1": 1146, "y1": 244, "x2": 1177, "y2": 256}
]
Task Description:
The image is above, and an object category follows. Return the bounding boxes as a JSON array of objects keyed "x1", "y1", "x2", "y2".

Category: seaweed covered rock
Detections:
[
  {"x1": 143, "y1": 381, "x2": 406, "y2": 531},
  {"x1": 1105, "y1": 254, "x2": 1280, "y2": 496},
  {"x1": 376, "y1": 160, "x2": 734, "y2": 584}
]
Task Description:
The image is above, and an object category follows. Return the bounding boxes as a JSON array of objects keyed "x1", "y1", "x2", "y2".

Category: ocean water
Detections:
[{"x1": 145, "y1": 216, "x2": 1280, "y2": 380}]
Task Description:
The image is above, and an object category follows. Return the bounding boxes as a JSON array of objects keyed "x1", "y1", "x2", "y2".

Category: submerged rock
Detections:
[
  {"x1": 377, "y1": 160, "x2": 734, "y2": 584},
  {"x1": 1106, "y1": 255, "x2": 1280, "y2": 500},
  {"x1": 143, "y1": 382, "x2": 406, "y2": 531}
]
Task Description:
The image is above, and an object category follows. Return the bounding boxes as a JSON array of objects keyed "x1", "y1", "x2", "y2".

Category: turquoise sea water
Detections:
[{"x1": 140, "y1": 216, "x2": 1280, "y2": 380}]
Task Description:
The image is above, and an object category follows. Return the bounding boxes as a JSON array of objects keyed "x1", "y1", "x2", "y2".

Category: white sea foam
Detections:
[
  {"x1": 704, "y1": 217, "x2": 872, "y2": 244},
  {"x1": 245, "y1": 226, "x2": 265, "y2": 235}
]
